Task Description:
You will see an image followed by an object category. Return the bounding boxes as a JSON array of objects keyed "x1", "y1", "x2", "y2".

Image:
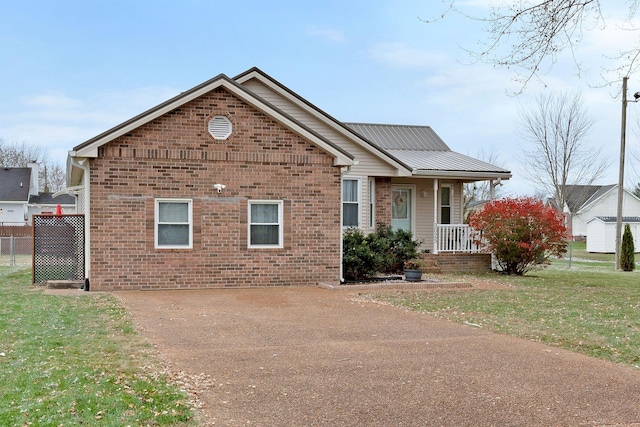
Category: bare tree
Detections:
[
  {"x1": 427, "y1": 1, "x2": 640, "y2": 90},
  {"x1": 0, "y1": 139, "x2": 49, "y2": 166},
  {"x1": 46, "y1": 164, "x2": 67, "y2": 193},
  {"x1": 518, "y1": 91, "x2": 608, "y2": 210},
  {"x1": 0, "y1": 139, "x2": 66, "y2": 193},
  {"x1": 463, "y1": 146, "x2": 505, "y2": 213}
]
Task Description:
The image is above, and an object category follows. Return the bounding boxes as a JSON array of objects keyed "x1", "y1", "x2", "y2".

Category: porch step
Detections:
[{"x1": 420, "y1": 255, "x2": 442, "y2": 274}]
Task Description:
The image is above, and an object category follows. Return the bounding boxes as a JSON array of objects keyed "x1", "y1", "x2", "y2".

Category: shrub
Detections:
[
  {"x1": 342, "y1": 224, "x2": 420, "y2": 280},
  {"x1": 342, "y1": 228, "x2": 381, "y2": 280},
  {"x1": 371, "y1": 224, "x2": 420, "y2": 274},
  {"x1": 468, "y1": 197, "x2": 568, "y2": 275},
  {"x1": 620, "y1": 223, "x2": 635, "y2": 272}
]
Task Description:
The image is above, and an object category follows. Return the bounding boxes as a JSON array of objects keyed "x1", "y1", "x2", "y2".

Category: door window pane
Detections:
[{"x1": 392, "y1": 189, "x2": 408, "y2": 219}]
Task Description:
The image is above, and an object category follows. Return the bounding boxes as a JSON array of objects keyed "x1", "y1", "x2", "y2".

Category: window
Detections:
[
  {"x1": 368, "y1": 178, "x2": 375, "y2": 229},
  {"x1": 208, "y1": 115, "x2": 232, "y2": 140},
  {"x1": 342, "y1": 178, "x2": 360, "y2": 227},
  {"x1": 440, "y1": 186, "x2": 451, "y2": 224},
  {"x1": 249, "y1": 201, "x2": 283, "y2": 248},
  {"x1": 155, "y1": 199, "x2": 192, "y2": 249}
]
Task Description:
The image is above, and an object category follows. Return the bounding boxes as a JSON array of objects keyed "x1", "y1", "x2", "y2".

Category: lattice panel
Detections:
[{"x1": 33, "y1": 215, "x2": 85, "y2": 283}]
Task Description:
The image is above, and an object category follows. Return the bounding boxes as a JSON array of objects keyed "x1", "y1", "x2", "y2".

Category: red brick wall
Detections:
[
  {"x1": 424, "y1": 253, "x2": 492, "y2": 273},
  {"x1": 88, "y1": 87, "x2": 342, "y2": 290},
  {"x1": 374, "y1": 178, "x2": 391, "y2": 228}
]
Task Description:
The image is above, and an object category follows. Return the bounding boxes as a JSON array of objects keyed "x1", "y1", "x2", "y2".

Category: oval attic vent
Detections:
[{"x1": 208, "y1": 116, "x2": 232, "y2": 140}]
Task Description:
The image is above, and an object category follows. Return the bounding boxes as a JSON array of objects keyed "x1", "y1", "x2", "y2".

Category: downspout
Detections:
[
  {"x1": 70, "y1": 156, "x2": 91, "y2": 284},
  {"x1": 433, "y1": 179, "x2": 439, "y2": 254}
]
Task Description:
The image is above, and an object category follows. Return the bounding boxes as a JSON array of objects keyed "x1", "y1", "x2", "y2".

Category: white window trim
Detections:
[
  {"x1": 440, "y1": 184, "x2": 453, "y2": 224},
  {"x1": 368, "y1": 178, "x2": 376, "y2": 229},
  {"x1": 248, "y1": 200, "x2": 284, "y2": 249},
  {"x1": 155, "y1": 198, "x2": 193, "y2": 249},
  {"x1": 342, "y1": 177, "x2": 362, "y2": 228}
]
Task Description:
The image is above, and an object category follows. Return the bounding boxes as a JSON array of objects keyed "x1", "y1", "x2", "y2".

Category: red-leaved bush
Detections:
[{"x1": 468, "y1": 197, "x2": 568, "y2": 275}]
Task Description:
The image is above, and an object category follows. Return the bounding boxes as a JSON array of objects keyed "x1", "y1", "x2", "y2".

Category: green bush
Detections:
[
  {"x1": 372, "y1": 224, "x2": 420, "y2": 274},
  {"x1": 620, "y1": 223, "x2": 635, "y2": 272},
  {"x1": 342, "y1": 228, "x2": 381, "y2": 280},
  {"x1": 342, "y1": 224, "x2": 420, "y2": 281}
]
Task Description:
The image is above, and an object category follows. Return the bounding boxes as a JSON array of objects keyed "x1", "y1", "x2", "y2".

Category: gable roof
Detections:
[
  {"x1": 0, "y1": 168, "x2": 31, "y2": 202},
  {"x1": 235, "y1": 68, "x2": 413, "y2": 176},
  {"x1": 345, "y1": 123, "x2": 511, "y2": 179},
  {"x1": 28, "y1": 193, "x2": 75, "y2": 205},
  {"x1": 564, "y1": 184, "x2": 616, "y2": 213},
  {"x1": 345, "y1": 123, "x2": 450, "y2": 151},
  {"x1": 71, "y1": 73, "x2": 354, "y2": 166}
]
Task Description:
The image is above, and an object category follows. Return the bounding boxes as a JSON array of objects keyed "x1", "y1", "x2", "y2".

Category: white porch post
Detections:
[
  {"x1": 433, "y1": 179, "x2": 439, "y2": 254},
  {"x1": 490, "y1": 178, "x2": 501, "y2": 200}
]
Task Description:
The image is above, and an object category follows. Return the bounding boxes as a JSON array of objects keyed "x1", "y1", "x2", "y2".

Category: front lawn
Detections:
[
  {"x1": 0, "y1": 267, "x2": 195, "y2": 426},
  {"x1": 367, "y1": 265, "x2": 640, "y2": 368}
]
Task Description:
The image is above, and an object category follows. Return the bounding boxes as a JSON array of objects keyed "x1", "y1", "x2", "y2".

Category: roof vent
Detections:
[{"x1": 208, "y1": 116, "x2": 232, "y2": 140}]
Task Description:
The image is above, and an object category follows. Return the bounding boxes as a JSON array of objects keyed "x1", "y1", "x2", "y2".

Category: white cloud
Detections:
[
  {"x1": 305, "y1": 25, "x2": 346, "y2": 43},
  {"x1": 0, "y1": 86, "x2": 178, "y2": 167}
]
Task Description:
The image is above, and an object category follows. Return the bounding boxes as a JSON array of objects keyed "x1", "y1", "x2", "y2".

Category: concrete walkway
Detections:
[{"x1": 116, "y1": 287, "x2": 640, "y2": 426}]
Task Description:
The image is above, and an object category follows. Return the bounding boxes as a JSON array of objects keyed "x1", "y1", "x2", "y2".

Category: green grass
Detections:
[
  {"x1": 0, "y1": 267, "x2": 195, "y2": 426},
  {"x1": 559, "y1": 241, "x2": 616, "y2": 264},
  {"x1": 368, "y1": 264, "x2": 640, "y2": 368}
]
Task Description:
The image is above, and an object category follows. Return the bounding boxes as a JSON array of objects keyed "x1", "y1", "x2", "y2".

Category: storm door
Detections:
[{"x1": 391, "y1": 187, "x2": 413, "y2": 232}]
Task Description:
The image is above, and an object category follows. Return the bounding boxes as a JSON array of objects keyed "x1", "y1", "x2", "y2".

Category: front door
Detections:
[{"x1": 391, "y1": 187, "x2": 412, "y2": 232}]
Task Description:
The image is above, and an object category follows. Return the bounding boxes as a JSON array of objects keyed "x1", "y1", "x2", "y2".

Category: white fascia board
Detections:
[
  {"x1": 236, "y1": 70, "x2": 410, "y2": 174},
  {"x1": 412, "y1": 169, "x2": 512, "y2": 180}
]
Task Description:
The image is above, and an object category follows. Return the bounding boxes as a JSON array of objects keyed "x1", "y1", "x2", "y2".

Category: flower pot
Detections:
[{"x1": 404, "y1": 269, "x2": 422, "y2": 282}]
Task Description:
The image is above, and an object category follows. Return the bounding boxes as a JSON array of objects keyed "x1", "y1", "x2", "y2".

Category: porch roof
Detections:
[{"x1": 390, "y1": 150, "x2": 511, "y2": 177}]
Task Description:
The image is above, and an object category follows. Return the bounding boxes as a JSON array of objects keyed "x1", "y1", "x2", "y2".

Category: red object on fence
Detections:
[{"x1": 55, "y1": 204, "x2": 63, "y2": 216}]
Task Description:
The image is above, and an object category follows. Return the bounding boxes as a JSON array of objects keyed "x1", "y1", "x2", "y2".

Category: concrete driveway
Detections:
[{"x1": 116, "y1": 287, "x2": 640, "y2": 426}]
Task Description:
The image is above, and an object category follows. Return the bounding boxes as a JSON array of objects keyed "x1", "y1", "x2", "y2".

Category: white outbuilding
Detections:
[{"x1": 586, "y1": 216, "x2": 640, "y2": 253}]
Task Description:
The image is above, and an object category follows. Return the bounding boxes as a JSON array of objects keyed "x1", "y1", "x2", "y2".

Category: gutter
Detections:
[{"x1": 69, "y1": 156, "x2": 91, "y2": 284}]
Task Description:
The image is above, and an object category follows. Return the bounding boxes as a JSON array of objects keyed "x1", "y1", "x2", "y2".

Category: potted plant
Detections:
[{"x1": 403, "y1": 258, "x2": 424, "y2": 282}]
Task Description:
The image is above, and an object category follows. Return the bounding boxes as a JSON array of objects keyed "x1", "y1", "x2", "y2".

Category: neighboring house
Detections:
[
  {"x1": 560, "y1": 184, "x2": 640, "y2": 240},
  {"x1": 28, "y1": 192, "x2": 76, "y2": 218},
  {"x1": 0, "y1": 163, "x2": 75, "y2": 227},
  {"x1": 0, "y1": 166, "x2": 34, "y2": 225},
  {"x1": 66, "y1": 67, "x2": 511, "y2": 291},
  {"x1": 586, "y1": 217, "x2": 640, "y2": 253}
]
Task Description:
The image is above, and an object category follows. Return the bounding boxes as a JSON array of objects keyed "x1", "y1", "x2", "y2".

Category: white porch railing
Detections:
[{"x1": 434, "y1": 224, "x2": 483, "y2": 253}]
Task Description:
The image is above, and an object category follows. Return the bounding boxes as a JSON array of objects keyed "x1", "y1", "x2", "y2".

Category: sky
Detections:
[{"x1": 1, "y1": 0, "x2": 639, "y2": 196}]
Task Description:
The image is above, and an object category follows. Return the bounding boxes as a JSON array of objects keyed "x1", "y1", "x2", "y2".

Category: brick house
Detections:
[{"x1": 67, "y1": 68, "x2": 511, "y2": 291}]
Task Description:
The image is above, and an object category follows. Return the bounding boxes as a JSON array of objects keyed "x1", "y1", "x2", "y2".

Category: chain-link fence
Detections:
[{"x1": 0, "y1": 236, "x2": 33, "y2": 267}]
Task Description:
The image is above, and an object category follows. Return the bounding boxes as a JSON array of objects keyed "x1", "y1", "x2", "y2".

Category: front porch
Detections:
[
  {"x1": 433, "y1": 224, "x2": 482, "y2": 254},
  {"x1": 428, "y1": 224, "x2": 491, "y2": 273}
]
